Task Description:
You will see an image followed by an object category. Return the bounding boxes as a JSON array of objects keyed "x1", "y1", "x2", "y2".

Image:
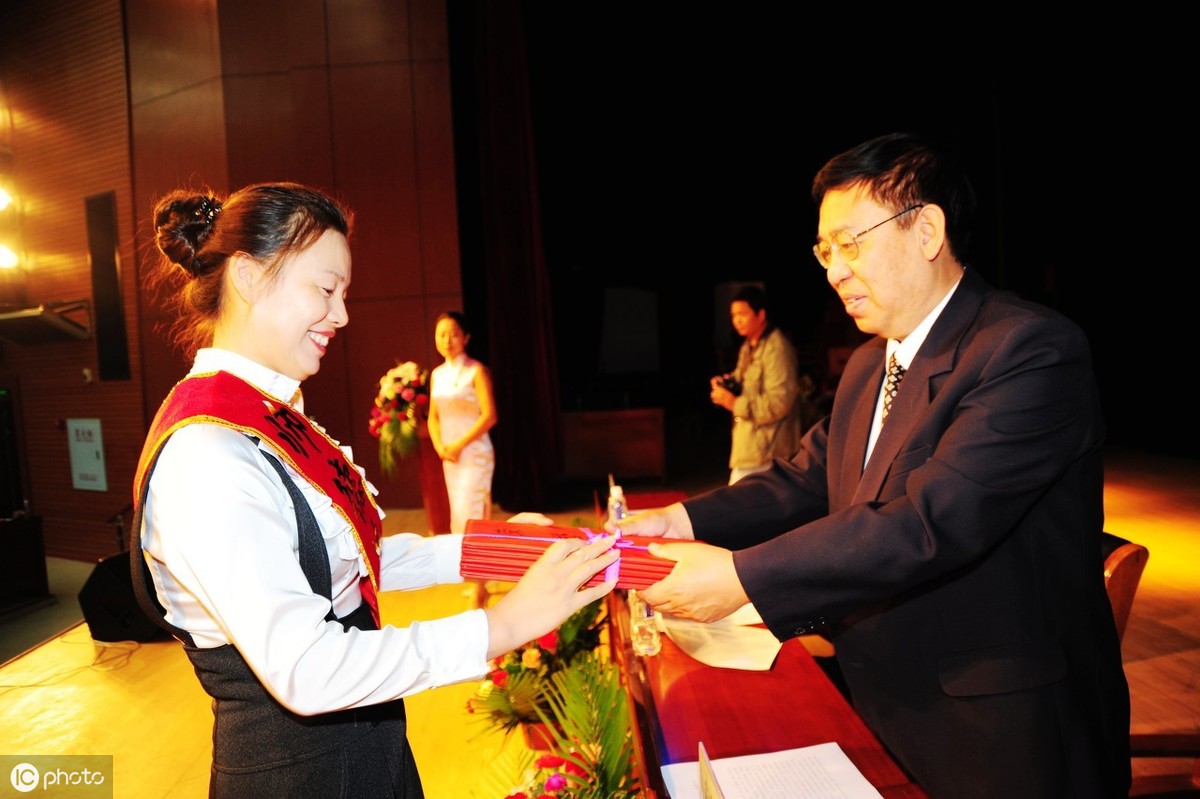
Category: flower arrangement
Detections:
[
  {"x1": 368, "y1": 361, "x2": 430, "y2": 477},
  {"x1": 467, "y1": 598, "x2": 606, "y2": 735},
  {"x1": 492, "y1": 653, "x2": 640, "y2": 799},
  {"x1": 504, "y1": 752, "x2": 588, "y2": 799}
]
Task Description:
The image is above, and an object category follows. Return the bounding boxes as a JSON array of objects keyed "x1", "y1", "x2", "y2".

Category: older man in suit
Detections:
[{"x1": 624, "y1": 133, "x2": 1131, "y2": 798}]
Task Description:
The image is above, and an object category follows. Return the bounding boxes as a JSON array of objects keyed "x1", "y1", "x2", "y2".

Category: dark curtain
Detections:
[{"x1": 450, "y1": 0, "x2": 561, "y2": 512}]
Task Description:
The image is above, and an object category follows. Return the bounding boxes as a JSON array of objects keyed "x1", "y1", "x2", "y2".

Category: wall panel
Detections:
[
  {"x1": 218, "y1": 0, "x2": 327, "y2": 74},
  {"x1": 224, "y1": 74, "x2": 303, "y2": 184},
  {"x1": 410, "y1": 0, "x2": 450, "y2": 60},
  {"x1": 414, "y1": 58, "x2": 461, "y2": 298},
  {"x1": 342, "y1": 295, "x2": 430, "y2": 507},
  {"x1": 124, "y1": 0, "x2": 222, "y2": 107},
  {"x1": 0, "y1": 0, "x2": 142, "y2": 561},
  {"x1": 129, "y1": 75, "x2": 230, "y2": 441},
  {"x1": 328, "y1": 0, "x2": 412, "y2": 64},
  {"x1": 330, "y1": 64, "x2": 422, "y2": 302},
  {"x1": 290, "y1": 69, "x2": 337, "y2": 192},
  {"x1": 0, "y1": 0, "x2": 462, "y2": 555}
]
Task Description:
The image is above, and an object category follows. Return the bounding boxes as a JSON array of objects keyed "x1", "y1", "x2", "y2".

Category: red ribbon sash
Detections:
[{"x1": 134, "y1": 371, "x2": 383, "y2": 624}]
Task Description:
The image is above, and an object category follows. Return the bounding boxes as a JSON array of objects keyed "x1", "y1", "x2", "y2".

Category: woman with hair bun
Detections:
[{"x1": 133, "y1": 182, "x2": 617, "y2": 797}]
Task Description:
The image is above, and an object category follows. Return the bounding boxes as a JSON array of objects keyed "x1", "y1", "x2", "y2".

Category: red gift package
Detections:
[{"x1": 460, "y1": 519, "x2": 677, "y2": 589}]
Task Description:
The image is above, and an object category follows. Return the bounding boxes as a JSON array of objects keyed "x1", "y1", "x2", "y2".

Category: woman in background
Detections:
[
  {"x1": 428, "y1": 311, "x2": 497, "y2": 534},
  {"x1": 135, "y1": 183, "x2": 617, "y2": 797}
]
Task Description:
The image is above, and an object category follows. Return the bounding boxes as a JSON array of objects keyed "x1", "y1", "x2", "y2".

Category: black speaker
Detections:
[
  {"x1": 78, "y1": 551, "x2": 169, "y2": 643},
  {"x1": 0, "y1": 386, "x2": 25, "y2": 518}
]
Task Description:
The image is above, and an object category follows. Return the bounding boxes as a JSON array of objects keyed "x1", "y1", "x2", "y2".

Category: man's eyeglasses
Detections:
[{"x1": 812, "y1": 205, "x2": 923, "y2": 269}]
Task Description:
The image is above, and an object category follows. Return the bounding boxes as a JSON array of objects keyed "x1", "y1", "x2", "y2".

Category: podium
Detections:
[{"x1": 607, "y1": 592, "x2": 928, "y2": 798}]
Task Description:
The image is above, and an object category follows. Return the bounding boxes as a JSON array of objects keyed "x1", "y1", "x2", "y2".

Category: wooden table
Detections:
[{"x1": 608, "y1": 592, "x2": 928, "y2": 798}]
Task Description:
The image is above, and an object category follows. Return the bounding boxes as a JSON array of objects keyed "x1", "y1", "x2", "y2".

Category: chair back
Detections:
[
  {"x1": 1102, "y1": 532, "x2": 1200, "y2": 795},
  {"x1": 1101, "y1": 531, "x2": 1150, "y2": 644}
]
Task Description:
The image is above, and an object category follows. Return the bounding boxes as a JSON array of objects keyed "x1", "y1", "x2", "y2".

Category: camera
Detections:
[{"x1": 716, "y1": 375, "x2": 743, "y2": 396}]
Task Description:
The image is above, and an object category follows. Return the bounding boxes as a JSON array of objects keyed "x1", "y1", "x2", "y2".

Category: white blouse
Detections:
[{"x1": 140, "y1": 348, "x2": 489, "y2": 715}]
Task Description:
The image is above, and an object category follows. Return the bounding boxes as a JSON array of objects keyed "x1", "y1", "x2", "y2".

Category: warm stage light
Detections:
[
  {"x1": 0, "y1": 244, "x2": 17, "y2": 269},
  {"x1": 0, "y1": 188, "x2": 11, "y2": 212}
]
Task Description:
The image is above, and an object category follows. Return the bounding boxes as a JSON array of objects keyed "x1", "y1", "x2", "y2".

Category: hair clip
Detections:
[{"x1": 196, "y1": 197, "x2": 222, "y2": 224}]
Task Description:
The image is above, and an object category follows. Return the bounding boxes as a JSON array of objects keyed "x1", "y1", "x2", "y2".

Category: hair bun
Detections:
[{"x1": 153, "y1": 193, "x2": 223, "y2": 277}]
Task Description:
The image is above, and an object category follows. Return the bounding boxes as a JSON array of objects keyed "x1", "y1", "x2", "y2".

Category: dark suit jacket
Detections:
[{"x1": 686, "y1": 269, "x2": 1131, "y2": 798}]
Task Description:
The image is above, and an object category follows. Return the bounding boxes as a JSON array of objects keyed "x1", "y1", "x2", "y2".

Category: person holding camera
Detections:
[{"x1": 710, "y1": 285, "x2": 804, "y2": 484}]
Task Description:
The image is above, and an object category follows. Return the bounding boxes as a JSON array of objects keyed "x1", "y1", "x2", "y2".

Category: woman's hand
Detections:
[
  {"x1": 484, "y1": 535, "x2": 618, "y2": 660},
  {"x1": 442, "y1": 440, "x2": 463, "y2": 462},
  {"x1": 505, "y1": 511, "x2": 555, "y2": 525}
]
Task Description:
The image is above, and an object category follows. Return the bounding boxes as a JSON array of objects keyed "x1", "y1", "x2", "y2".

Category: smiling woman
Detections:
[
  {"x1": 218, "y1": 226, "x2": 350, "y2": 381},
  {"x1": 150, "y1": 184, "x2": 353, "y2": 369},
  {"x1": 129, "y1": 182, "x2": 620, "y2": 798}
]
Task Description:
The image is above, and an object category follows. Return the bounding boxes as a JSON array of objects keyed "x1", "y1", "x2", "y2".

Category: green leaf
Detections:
[
  {"x1": 473, "y1": 739, "x2": 535, "y2": 799},
  {"x1": 534, "y1": 653, "x2": 640, "y2": 799},
  {"x1": 376, "y1": 417, "x2": 419, "y2": 477},
  {"x1": 468, "y1": 669, "x2": 547, "y2": 737},
  {"x1": 465, "y1": 598, "x2": 638, "y2": 798}
]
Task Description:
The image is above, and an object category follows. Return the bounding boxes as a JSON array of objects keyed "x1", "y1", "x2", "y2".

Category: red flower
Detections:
[
  {"x1": 536, "y1": 630, "x2": 558, "y2": 653},
  {"x1": 415, "y1": 393, "x2": 429, "y2": 406},
  {"x1": 564, "y1": 759, "x2": 587, "y2": 778},
  {"x1": 534, "y1": 754, "x2": 564, "y2": 769},
  {"x1": 490, "y1": 669, "x2": 508, "y2": 688}
]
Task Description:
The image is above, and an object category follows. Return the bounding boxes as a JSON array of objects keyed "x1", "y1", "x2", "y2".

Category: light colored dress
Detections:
[{"x1": 431, "y1": 355, "x2": 494, "y2": 533}]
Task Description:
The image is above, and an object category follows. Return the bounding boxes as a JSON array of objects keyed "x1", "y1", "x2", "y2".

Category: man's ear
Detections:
[{"x1": 915, "y1": 204, "x2": 948, "y2": 261}]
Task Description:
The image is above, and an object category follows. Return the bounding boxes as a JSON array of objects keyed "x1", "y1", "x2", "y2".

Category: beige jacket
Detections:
[{"x1": 728, "y1": 327, "x2": 803, "y2": 469}]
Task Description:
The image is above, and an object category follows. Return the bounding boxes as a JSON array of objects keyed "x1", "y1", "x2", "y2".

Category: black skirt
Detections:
[{"x1": 185, "y1": 603, "x2": 424, "y2": 798}]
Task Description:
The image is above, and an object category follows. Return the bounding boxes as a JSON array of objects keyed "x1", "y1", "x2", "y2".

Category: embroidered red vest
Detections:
[{"x1": 134, "y1": 370, "x2": 383, "y2": 625}]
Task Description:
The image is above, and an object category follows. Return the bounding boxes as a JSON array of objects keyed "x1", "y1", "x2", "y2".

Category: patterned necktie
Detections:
[{"x1": 882, "y1": 354, "x2": 906, "y2": 424}]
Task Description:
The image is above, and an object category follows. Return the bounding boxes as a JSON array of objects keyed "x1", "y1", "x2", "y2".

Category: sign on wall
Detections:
[{"x1": 67, "y1": 418, "x2": 108, "y2": 492}]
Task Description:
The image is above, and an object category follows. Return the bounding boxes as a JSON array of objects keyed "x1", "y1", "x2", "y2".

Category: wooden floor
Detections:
[
  {"x1": 0, "y1": 446, "x2": 1196, "y2": 797},
  {"x1": 1100, "y1": 447, "x2": 1200, "y2": 788}
]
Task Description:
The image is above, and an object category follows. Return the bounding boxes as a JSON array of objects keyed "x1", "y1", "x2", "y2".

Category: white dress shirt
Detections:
[
  {"x1": 140, "y1": 348, "x2": 489, "y2": 715},
  {"x1": 864, "y1": 277, "x2": 963, "y2": 467}
]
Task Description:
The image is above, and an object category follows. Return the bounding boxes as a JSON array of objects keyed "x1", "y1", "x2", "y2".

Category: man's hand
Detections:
[
  {"x1": 639, "y1": 541, "x2": 749, "y2": 623},
  {"x1": 710, "y1": 378, "x2": 736, "y2": 411},
  {"x1": 605, "y1": 503, "x2": 695, "y2": 539}
]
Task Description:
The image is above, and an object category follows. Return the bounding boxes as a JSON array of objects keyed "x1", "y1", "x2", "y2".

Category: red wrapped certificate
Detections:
[{"x1": 460, "y1": 519, "x2": 677, "y2": 590}]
